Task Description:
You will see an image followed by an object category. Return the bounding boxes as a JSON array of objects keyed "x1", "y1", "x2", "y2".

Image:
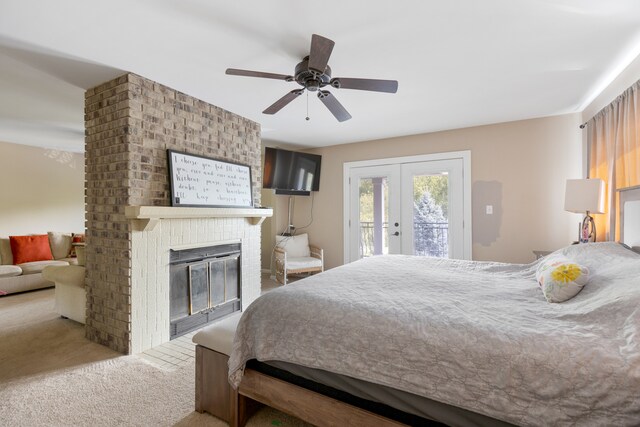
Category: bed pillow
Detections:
[
  {"x1": 536, "y1": 256, "x2": 589, "y2": 303},
  {"x1": 275, "y1": 233, "x2": 310, "y2": 258},
  {"x1": 9, "y1": 235, "x2": 54, "y2": 265}
]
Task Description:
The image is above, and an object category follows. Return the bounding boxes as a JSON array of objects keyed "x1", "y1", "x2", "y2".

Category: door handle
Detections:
[{"x1": 392, "y1": 231, "x2": 400, "y2": 236}]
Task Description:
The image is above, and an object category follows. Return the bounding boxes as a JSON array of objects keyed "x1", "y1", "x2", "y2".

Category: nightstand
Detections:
[{"x1": 533, "y1": 250, "x2": 552, "y2": 260}]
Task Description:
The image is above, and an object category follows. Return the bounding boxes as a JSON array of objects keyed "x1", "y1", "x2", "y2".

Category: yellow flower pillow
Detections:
[{"x1": 535, "y1": 256, "x2": 590, "y2": 303}]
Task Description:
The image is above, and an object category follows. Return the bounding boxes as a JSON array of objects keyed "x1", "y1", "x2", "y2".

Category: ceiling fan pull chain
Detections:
[{"x1": 306, "y1": 90, "x2": 310, "y2": 121}]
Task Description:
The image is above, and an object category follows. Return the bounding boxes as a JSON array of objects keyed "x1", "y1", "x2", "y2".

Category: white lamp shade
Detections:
[{"x1": 564, "y1": 179, "x2": 605, "y2": 214}]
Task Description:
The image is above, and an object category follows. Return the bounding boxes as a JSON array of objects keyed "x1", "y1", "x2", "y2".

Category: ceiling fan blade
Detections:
[
  {"x1": 330, "y1": 77, "x2": 398, "y2": 93},
  {"x1": 263, "y1": 89, "x2": 304, "y2": 115},
  {"x1": 308, "y1": 34, "x2": 335, "y2": 75},
  {"x1": 226, "y1": 68, "x2": 293, "y2": 81},
  {"x1": 317, "y1": 90, "x2": 352, "y2": 122}
]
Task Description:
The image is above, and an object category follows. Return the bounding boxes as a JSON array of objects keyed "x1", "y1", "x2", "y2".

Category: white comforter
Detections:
[{"x1": 229, "y1": 243, "x2": 640, "y2": 426}]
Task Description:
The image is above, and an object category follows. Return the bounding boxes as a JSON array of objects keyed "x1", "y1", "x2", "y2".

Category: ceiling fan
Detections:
[{"x1": 226, "y1": 34, "x2": 398, "y2": 122}]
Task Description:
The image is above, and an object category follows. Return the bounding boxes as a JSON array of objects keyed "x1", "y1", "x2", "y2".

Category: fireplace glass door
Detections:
[
  {"x1": 209, "y1": 254, "x2": 240, "y2": 308},
  {"x1": 169, "y1": 243, "x2": 242, "y2": 339},
  {"x1": 189, "y1": 261, "x2": 209, "y2": 314}
]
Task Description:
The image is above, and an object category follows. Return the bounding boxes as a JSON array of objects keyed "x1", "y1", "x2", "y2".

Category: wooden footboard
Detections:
[
  {"x1": 196, "y1": 345, "x2": 407, "y2": 427},
  {"x1": 235, "y1": 368, "x2": 407, "y2": 427}
]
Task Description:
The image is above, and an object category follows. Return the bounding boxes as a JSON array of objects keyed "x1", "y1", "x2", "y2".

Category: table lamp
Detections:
[{"x1": 564, "y1": 178, "x2": 605, "y2": 243}]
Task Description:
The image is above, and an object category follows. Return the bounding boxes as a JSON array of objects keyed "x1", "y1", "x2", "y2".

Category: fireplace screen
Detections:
[{"x1": 169, "y1": 243, "x2": 241, "y2": 338}]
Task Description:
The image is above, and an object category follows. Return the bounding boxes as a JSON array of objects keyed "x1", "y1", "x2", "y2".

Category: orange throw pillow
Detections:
[{"x1": 9, "y1": 235, "x2": 54, "y2": 265}]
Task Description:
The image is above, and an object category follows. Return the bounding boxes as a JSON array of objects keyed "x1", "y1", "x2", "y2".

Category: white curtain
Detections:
[{"x1": 587, "y1": 79, "x2": 640, "y2": 241}]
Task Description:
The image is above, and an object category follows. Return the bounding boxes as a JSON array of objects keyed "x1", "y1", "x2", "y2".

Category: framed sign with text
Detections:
[{"x1": 167, "y1": 150, "x2": 253, "y2": 208}]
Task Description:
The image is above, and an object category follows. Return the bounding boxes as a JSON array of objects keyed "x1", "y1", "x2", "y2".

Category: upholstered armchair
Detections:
[{"x1": 274, "y1": 233, "x2": 323, "y2": 285}]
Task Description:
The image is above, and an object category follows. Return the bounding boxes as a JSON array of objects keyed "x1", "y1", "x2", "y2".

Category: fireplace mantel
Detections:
[{"x1": 125, "y1": 206, "x2": 273, "y2": 231}]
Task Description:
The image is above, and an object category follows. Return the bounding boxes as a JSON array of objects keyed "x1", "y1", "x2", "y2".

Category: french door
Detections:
[{"x1": 344, "y1": 152, "x2": 471, "y2": 263}]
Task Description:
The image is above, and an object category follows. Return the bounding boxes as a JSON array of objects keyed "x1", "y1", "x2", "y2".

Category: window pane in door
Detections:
[
  {"x1": 413, "y1": 174, "x2": 449, "y2": 257},
  {"x1": 359, "y1": 177, "x2": 389, "y2": 258}
]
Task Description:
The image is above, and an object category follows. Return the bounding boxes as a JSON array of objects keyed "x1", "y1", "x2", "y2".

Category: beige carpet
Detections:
[{"x1": 0, "y1": 288, "x2": 310, "y2": 427}]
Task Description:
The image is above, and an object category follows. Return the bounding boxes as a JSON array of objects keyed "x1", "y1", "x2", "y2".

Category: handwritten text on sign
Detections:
[{"x1": 170, "y1": 151, "x2": 252, "y2": 207}]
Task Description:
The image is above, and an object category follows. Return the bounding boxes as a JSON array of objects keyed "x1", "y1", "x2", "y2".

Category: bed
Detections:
[{"x1": 227, "y1": 189, "x2": 640, "y2": 426}]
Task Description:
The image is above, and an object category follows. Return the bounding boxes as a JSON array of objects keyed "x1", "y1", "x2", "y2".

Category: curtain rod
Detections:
[{"x1": 579, "y1": 122, "x2": 587, "y2": 129}]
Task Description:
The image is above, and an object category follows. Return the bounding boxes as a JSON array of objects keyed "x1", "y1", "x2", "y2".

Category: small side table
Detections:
[{"x1": 533, "y1": 250, "x2": 553, "y2": 260}]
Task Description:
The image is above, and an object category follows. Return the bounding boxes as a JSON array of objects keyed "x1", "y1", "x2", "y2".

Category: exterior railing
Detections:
[
  {"x1": 359, "y1": 221, "x2": 389, "y2": 257},
  {"x1": 413, "y1": 221, "x2": 448, "y2": 258},
  {"x1": 359, "y1": 221, "x2": 448, "y2": 258}
]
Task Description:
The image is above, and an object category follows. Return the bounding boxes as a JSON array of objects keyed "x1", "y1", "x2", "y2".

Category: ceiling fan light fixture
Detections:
[{"x1": 306, "y1": 80, "x2": 320, "y2": 92}]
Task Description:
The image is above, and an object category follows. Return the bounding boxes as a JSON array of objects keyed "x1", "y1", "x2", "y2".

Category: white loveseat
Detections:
[{"x1": 0, "y1": 232, "x2": 79, "y2": 295}]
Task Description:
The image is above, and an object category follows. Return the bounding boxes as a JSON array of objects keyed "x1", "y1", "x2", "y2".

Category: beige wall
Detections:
[
  {"x1": 0, "y1": 141, "x2": 84, "y2": 237},
  {"x1": 291, "y1": 113, "x2": 583, "y2": 268},
  {"x1": 260, "y1": 188, "x2": 276, "y2": 271},
  {"x1": 260, "y1": 142, "x2": 314, "y2": 273}
]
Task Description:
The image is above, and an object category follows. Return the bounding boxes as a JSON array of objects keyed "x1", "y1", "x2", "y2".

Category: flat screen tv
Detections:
[{"x1": 263, "y1": 147, "x2": 321, "y2": 195}]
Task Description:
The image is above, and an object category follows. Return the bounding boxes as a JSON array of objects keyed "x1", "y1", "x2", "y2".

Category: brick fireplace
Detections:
[
  {"x1": 84, "y1": 73, "x2": 265, "y2": 354},
  {"x1": 124, "y1": 207, "x2": 268, "y2": 353}
]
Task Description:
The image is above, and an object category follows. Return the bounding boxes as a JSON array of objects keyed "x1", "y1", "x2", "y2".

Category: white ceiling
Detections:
[{"x1": 1, "y1": 0, "x2": 640, "y2": 152}]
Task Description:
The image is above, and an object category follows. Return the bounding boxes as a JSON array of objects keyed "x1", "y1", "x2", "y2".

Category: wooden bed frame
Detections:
[
  {"x1": 195, "y1": 345, "x2": 408, "y2": 427},
  {"x1": 235, "y1": 368, "x2": 407, "y2": 427},
  {"x1": 196, "y1": 190, "x2": 640, "y2": 426}
]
